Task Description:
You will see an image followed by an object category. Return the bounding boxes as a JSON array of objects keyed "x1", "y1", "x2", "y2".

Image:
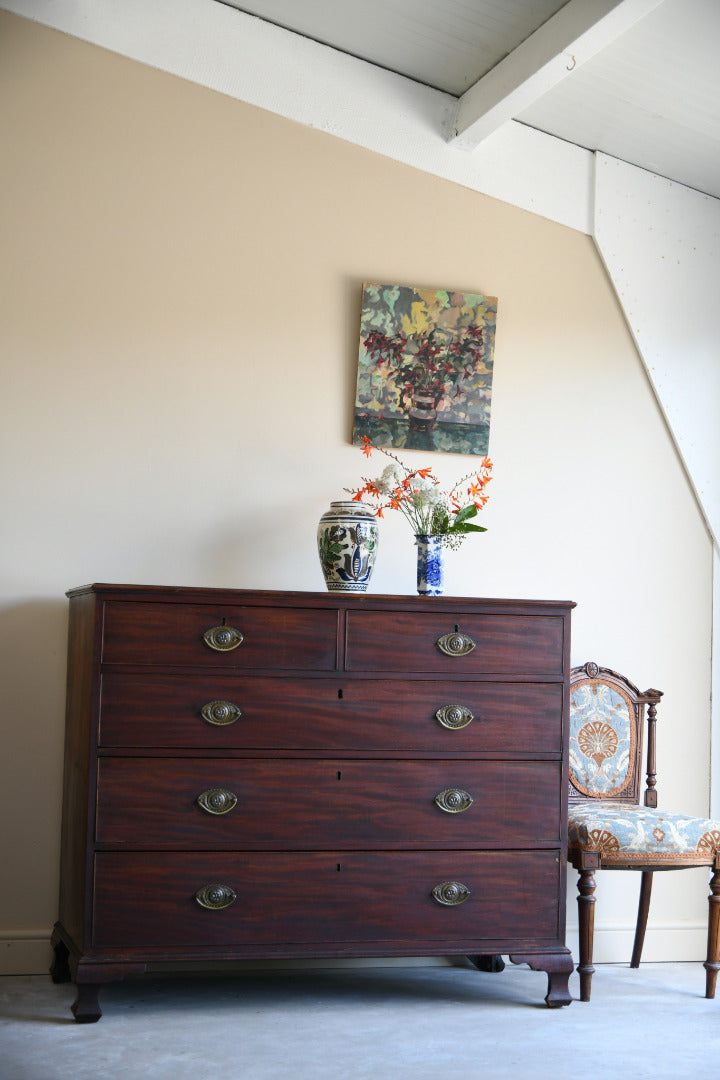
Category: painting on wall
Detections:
[{"x1": 352, "y1": 282, "x2": 497, "y2": 455}]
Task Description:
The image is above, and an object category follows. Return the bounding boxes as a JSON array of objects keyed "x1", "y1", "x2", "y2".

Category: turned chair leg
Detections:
[
  {"x1": 577, "y1": 866, "x2": 597, "y2": 1002},
  {"x1": 704, "y1": 858, "x2": 720, "y2": 999},
  {"x1": 631, "y1": 870, "x2": 653, "y2": 968}
]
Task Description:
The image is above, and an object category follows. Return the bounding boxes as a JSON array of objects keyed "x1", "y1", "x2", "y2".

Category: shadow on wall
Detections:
[{"x1": 0, "y1": 597, "x2": 70, "y2": 861}]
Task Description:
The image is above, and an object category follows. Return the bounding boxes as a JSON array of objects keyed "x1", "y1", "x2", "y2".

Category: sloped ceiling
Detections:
[{"x1": 221, "y1": 0, "x2": 720, "y2": 200}]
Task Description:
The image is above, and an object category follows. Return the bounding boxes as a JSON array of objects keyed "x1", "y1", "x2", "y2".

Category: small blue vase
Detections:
[{"x1": 415, "y1": 534, "x2": 445, "y2": 596}]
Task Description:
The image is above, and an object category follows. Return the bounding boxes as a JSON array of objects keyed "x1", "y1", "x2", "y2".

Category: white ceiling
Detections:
[{"x1": 219, "y1": 0, "x2": 720, "y2": 200}]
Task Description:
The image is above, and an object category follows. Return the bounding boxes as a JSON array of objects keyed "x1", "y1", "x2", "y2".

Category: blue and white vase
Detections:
[
  {"x1": 317, "y1": 501, "x2": 378, "y2": 592},
  {"x1": 415, "y1": 534, "x2": 445, "y2": 596}
]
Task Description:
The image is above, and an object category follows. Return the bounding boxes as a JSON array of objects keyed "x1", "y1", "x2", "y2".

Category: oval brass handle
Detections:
[
  {"x1": 436, "y1": 631, "x2": 476, "y2": 657},
  {"x1": 434, "y1": 788, "x2": 474, "y2": 814},
  {"x1": 194, "y1": 884, "x2": 237, "y2": 910},
  {"x1": 203, "y1": 624, "x2": 244, "y2": 652},
  {"x1": 196, "y1": 788, "x2": 238, "y2": 815},
  {"x1": 200, "y1": 700, "x2": 242, "y2": 727},
  {"x1": 435, "y1": 705, "x2": 474, "y2": 730},
  {"x1": 431, "y1": 881, "x2": 471, "y2": 906}
]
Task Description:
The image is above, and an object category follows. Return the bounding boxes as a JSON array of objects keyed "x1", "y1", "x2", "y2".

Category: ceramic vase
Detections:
[
  {"x1": 407, "y1": 393, "x2": 437, "y2": 433},
  {"x1": 317, "y1": 501, "x2": 378, "y2": 592},
  {"x1": 415, "y1": 534, "x2": 445, "y2": 596}
]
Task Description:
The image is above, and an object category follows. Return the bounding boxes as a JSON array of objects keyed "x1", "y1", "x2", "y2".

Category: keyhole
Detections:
[
  {"x1": 336, "y1": 863, "x2": 342, "y2": 872},
  {"x1": 337, "y1": 770, "x2": 342, "y2": 780},
  {"x1": 338, "y1": 688, "x2": 343, "y2": 699},
  {"x1": 454, "y1": 624, "x2": 459, "y2": 632}
]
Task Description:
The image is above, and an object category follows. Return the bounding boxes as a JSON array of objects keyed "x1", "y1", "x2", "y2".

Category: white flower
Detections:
[
  {"x1": 376, "y1": 463, "x2": 402, "y2": 494},
  {"x1": 409, "y1": 480, "x2": 444, "y2": 509}
]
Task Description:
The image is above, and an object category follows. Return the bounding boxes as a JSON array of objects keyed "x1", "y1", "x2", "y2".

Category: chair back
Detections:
[{"x1": 569, "y1": 662, "x2": 662, "y2": 806}]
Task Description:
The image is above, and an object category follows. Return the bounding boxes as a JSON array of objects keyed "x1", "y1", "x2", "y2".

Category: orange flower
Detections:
[{"x1": 345, "y1": 437, "x2": 492, "y2": 548}]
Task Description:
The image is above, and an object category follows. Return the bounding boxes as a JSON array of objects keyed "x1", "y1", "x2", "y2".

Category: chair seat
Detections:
[{"x1": 568, "y1": 802, "x2": 720, "y2": 862}]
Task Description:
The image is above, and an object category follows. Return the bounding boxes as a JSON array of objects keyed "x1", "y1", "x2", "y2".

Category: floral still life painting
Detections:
[{"x1": 352, "y1": 282, "x2": 497, "y2": 455}]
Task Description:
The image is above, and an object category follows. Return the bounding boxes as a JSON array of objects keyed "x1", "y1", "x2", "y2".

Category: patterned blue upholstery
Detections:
[
  {"x1": 568, "y1": 802, "x2": 720, "y2": 863},
  {"x1": 570, "y1": 680, "x2": 635, "y2": 797}
]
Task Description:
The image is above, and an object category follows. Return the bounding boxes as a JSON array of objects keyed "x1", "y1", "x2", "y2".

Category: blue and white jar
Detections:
[
  {"x1": 415, "y1": 534, "x2": 445, "y2": 596},
  {"x1": 317, "y1": 501, "x2": 378, "y2": 592}
]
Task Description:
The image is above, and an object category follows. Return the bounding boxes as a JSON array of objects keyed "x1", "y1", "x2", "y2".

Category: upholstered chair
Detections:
[{"x1": 567, "y1": 662, "x2": 720, "y2": 1001}]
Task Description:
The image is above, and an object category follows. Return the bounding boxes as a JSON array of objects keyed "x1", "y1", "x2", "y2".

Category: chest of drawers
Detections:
[{"x1": 51, "y1": 585, "x2": 575, "y2": 1020}]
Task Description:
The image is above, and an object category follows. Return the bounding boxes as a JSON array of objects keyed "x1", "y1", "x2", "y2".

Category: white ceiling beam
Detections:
[{"x1": 450, "y1": 0, "x2": 666, "y2": 150}]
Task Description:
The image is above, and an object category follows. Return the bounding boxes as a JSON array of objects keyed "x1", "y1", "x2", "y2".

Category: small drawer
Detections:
[
  {"x1": 345, "y1": 611, "x2": 565, "y2": 674},
  {"x1": 95, "y1": 758, "x2": 562, "y2": 848},
  {"x1": 92, "y1": 849, "x2": 562, "y2": 949},
  {"x1": 98, "y1": 674, "x2": 563, "y2": 753},
  {"x1": 101, "y1": 602, "x2": 338, "y2": 670}
]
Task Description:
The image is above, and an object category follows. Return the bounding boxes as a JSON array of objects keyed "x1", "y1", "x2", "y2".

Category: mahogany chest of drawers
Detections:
[{"x1": 51, "y1": 585, "x2": 575, "y2": 1020}]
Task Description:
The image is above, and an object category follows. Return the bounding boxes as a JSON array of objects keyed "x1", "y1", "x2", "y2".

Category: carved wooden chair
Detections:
[{"x1": 567, "y1": 661, "x2": 720, "y2": 1001}]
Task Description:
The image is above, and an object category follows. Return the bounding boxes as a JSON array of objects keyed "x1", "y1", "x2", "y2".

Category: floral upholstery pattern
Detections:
[
  {"x1": 570, "y1": 680, "x2": 635, "y2": 797},
  {"x1": 568, "y1": 802, "x2": 720, "y2": 863}
]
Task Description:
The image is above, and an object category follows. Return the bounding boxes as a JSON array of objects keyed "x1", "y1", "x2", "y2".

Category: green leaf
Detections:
[{"x1": 453, "y1": 503, "x2": 478, "y2": 525}]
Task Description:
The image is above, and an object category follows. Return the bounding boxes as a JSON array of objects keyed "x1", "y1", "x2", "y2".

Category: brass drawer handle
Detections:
[
  {"x1": 203, "y1": 624, "x2": 244, "y2": 652},
  {"x1": 194, "y1": 884, "x2": 237, "y2": 910},
  {"x1": 196, "y1": 788, "x2": 238, "y2": 816},
  {"x1": 200, "y1": 700, "x2": 242, "y2": 727},
  {"x1": 435, "y1": 705, "x2": 474, "y2": 730},
  {"x1": 436, "y1": 630, "x2": 476, "y2": 657},
  {"x1": 434, "y1": 788, "x2": 474, "y2": 814},
  {"x1": 431, "y1": 881, "x2": 471, "y2": 906}
]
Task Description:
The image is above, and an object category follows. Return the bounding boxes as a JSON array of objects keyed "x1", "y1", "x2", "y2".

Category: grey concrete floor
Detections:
[{"x1": 1, "y1": 961, "x2": 718, "y2": 1080}]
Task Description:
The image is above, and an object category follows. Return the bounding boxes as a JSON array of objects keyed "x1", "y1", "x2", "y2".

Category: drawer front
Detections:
[
  {"x1": 345, "y1": 611, "x2": 564, "y2": 674},
  {"x1": 92, "y1": 849, "x2": 562, "y2": 949},
  {"x1": 101, "y1": 602, "x2": 338, "y2": 670},
  {"x1": 96, "y1": 758, "x2": 562, "y2": 848},
  {"x1": 99, "y1": 674, "x2": 563, "y2": 753}
]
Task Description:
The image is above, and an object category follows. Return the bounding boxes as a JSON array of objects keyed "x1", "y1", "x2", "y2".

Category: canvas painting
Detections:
[{"x1": 353, "y1": 283, "x2": 497, "y2": 455}]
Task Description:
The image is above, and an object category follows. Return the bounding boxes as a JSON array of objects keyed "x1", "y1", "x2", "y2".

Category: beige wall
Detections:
[{"x1": 0, "y1": 12, "x2": 713, "y2": 974}]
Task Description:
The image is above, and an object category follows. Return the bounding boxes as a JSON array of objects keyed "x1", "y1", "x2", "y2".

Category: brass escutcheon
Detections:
[
  {"x1": 196, "y1": 788, "x2": 238, "y2": 815},
  {"x1": 200, "y1": 700, "x2": 242, "y2": 726},
  {"x1": 194, "y1": 884, "x2": 237, "y2": 910},
  {"x1": 203, "y1": 624, "x2": 244, "y2": 652},
  {"x1": 431, "y1": 881, "x2": 471, "y2": 906},
  {"x1": 434, "y1": 788, "x2": 474, "y2": 814},
  {"x1": 435, "y1": 705, "x2": 474, "y2": 730},
  {"x1": 436, "y1": 630, "x2": 476, "y2": 657}
]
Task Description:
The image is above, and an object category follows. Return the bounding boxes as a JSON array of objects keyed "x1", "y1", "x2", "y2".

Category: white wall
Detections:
[{"x1": 593, "y1": 154, "x2": 720, "y2": 820}]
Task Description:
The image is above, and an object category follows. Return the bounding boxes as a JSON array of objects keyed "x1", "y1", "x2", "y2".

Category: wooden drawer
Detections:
[
  {"x1": 101, "y1": 602, "x2": 338, "y2": 670},
  {"x1": 345, "y1": 611, "x2": 565, "y2": 674},
  {"x1": 98, "y1": 674, "x2": 563, "y2": 753},
  {"x1": 95, "y1": 758, "x2": 562, "y2": 848},
  {"x1": 92, "y1": 849, "x2": 562, "y2": 949}
]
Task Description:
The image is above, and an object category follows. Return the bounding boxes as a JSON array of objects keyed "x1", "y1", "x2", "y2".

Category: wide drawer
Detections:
[
  {"x1": 98, "y1": 674, "x2": 563, "y2": 753},
  {"x1": 92, "y1": 849, "x2": 562, "y2": 949},
  {"x1": 101, "y1": 602, "x2": 338, "y2": 670},
  {"x1": 345, "y1": 611, "x2": 565, "y2": 674},
  {"x1": 95, "y1": 758, "x2": 562, "y2": 848}
]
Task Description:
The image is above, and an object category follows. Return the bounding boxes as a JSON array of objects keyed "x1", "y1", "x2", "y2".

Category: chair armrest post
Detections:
[{"x1": 642, "y1": 690, "x2": 663, "y2": 807}]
